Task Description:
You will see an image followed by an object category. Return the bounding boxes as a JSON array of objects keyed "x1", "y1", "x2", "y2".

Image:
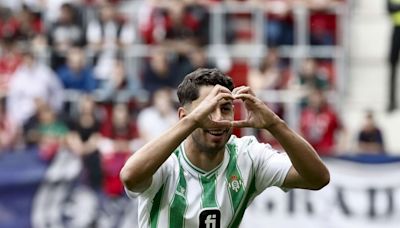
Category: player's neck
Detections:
[{"x1": 184, "y1": 140, "x2": 225, "y2": 172}]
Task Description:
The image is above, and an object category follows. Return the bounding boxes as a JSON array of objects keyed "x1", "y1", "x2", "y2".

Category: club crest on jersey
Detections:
[{"x1": 228, "y1": 175, "x2": 243, "y2": 192}]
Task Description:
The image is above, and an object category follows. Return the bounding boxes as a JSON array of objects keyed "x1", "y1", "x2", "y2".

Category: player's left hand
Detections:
[{"x1": 232, "y1": 86, "x2": 282, "y2": 129}]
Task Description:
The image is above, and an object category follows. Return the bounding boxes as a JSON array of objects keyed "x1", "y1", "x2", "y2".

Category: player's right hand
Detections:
[{"x1": 187, "y1": 85, "x2": 234, "y2": 129}]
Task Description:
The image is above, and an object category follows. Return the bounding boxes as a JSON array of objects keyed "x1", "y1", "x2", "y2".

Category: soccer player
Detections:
[{"x1": 120, "y1": 68, "x2": 330, "y2": 228}]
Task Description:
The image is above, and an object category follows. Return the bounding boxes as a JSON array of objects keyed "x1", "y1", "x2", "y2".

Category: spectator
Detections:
[
  {"x1": 14, "y1": 5, "x2": 43, "y2": 41},
  {"x1": 24, "y1": 99, "x2": 68, "y2": 160},
  {"x1": 135, "y1": 87, "x2": 178, "y2": 147},
  {"x1": 97, "y1": 103, "x2": 137, "y2": 228},
  {"x1": 164, "y1": 0, "x2": 209, "y2": 45},
  {"x1": 387, "y1": 0, "x2": 400, "y2": 112},
  {"x1": 0, "y1": 4, "x2": 43, "y2": 42},
  {"x1": 257, "y1": 0, "x2": 294, "y2": 46},
  {"x1": 248, "y1": 48, "x2": 283, "y2": 93},
  {"x1": 96, "y1": 56, "x2": 144, "y2": 103},
  {"x1": 357, "y1": 110, "x2": 385, "y2": 154},
  {"x1": 142, "y1": 47, "x2": 175, "y2": 95},
  {"x1": 48, "y1": 3, "x2": 85, "y2": 70},
  {"x1": 297, "y1": 58, "x2": 330, "y2": 90},
  {"x1": 292, "y1": 58, "x2": 330, "y2": 109},
  {"x1": 306, "y1": 0, "x2": 344, "y2": 45},
  {"x1": 0, "y1": 39, "x2": 22, "y2": 97},
  {"x1": 39, "y1": 0, "x2": 82, "y2": 23},
  {"x1": 7, "y1": 49, "x2": 64, "y2": 127},
  {"x1": 23, "y1": 98, "x2": 47, "y2": 148},
  {"x1": 66, "y1": 94, "x2": 103, "y2": 191},
  {"x1": 136, "y1": 0, "x2": 169, "y2": 44},
  {"x1": 99, "y1": 103, "x2": 136, "y2": 197},
  {"x1": 0, "y1": 97, "x2": 19, "y2": 151},
  {"x1": 186, "y1": 46, "x2": 214, "y2": 70},
  {"x1": 300, "y1": 89, "x2": 344, "y2": 156},
  {"x1": 174, "y1": 46, "x2": 215, "y2": 82},
  {"x1": 182, "y1": 0, "x2": 210, "y2": 45},
  {"x1": 57, "y1": 46, "x2": 98, "y2": 92},
  {"x1": 248, "y1": 48, "x2": 285, "y2": 115},
  {"x1": 86, "y1": 1, "x2": 135, "y2": 62},
  {"x1": 37, "y1": 102, "x2": 69, "y2": 161}
]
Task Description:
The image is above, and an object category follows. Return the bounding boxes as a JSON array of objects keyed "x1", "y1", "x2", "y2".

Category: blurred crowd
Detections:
[{"x1": 0, "y1": 0, "x2": 386, "y2": 224}]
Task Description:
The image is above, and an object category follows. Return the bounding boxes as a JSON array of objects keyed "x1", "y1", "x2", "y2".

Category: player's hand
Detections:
[
  {"x1": 188, "y1": 85, "x2": 234, "y2": 129},
  {"x1": 232, "y1": 86, "x2": 282, "y2": 129}
]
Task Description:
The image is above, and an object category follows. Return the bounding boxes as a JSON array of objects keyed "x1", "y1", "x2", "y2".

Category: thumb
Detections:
[
  {"x1": 210, "y1": 120, "x2": 234, "y2": 128},
  {"x1": 231, "y1": 120, "x2": 251, "y2": 128}
]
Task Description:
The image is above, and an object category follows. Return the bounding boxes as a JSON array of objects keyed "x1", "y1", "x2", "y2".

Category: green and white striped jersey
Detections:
[{"x1": 127, "y1": 135, "x2": 292, "y2": 228}]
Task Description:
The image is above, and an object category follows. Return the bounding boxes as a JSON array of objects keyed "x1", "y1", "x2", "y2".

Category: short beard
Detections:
[{"x1": 190, "y1": 129, "x2": 231, "y2": 156}]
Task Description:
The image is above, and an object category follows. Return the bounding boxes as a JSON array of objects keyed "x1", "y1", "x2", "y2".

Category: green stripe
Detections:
[
  {"x1": 169, "y1": 152, "x2": 188, "y2": 228},
  {"x1": 225, "y1": 143, "x2": 245, "y2": 215},
  {"x1": 150, "y1": 184, "x2": 165, "y2": 228},
  {"x1": 200, "y1": 173, "x2": 218, "y2": 208},
  {"x1": 230, "y1": 174, "x2": 257, "y2": 228}
]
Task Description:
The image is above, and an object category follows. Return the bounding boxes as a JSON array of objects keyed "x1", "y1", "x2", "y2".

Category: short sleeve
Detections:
[
  {"x1": 247, "y1": 137, "x2": 292, "y2": 193},
  {"x1": 125, "y1": 154, "x2": 178, "y2": 199}
]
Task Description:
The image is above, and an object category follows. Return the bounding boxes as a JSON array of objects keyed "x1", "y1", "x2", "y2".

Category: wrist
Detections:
[
  {"x1": 265, "y1": 117, "x2": 286, "y2": 132},
  {"x1": 181, "y1": 115, "x2": 200, "y2": 130}
]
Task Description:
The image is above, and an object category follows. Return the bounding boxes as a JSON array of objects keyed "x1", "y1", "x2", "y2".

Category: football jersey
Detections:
[{"x1": 126, "y1": 135, "x2": 292, "y2": 228}]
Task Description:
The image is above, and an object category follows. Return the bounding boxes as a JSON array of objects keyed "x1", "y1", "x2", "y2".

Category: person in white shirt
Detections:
[
  {"x1": 121, "y1": 68, "x2": 330, "y2": 228},
  {"x1": 137, "y1": 87, "x2": 178, "y2": 144},
  {"x1": 7, "y1": 50, "x2": 64, "y2": 127}
]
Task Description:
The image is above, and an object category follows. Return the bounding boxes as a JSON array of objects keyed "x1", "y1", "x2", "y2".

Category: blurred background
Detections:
[{"x1": 0, "y1": 0, "x2": 399, "y2": 227}]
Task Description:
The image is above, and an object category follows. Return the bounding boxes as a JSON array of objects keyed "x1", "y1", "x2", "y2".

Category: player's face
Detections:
[{"x1": 189, "y1": 86, "x2": 234, "y2": 154}]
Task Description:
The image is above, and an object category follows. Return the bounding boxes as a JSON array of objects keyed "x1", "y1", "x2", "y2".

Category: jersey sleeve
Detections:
[
  {"x1": 245, "y1": 136, "x2": 292, "y2": 193},
  {"x1": 125, "y1": 154, "x2": 178, "y2": 199}
]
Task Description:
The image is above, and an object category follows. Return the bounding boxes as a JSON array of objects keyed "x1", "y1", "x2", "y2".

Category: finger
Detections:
[
  {"x1": 214, "y1": 92, "x2": 234, "y2": 103},
  {"x1": 231, "y1": 120, "x2": 251, "y2": 128},
  {"x1": 210, "y1": 84, "x2": 232, "y2": 96},
  {"x1": 234, "y1": 86, "x2": 257, "y2": 97},
  {"x1": 232, "y1": 86, "x2": 250, "y2": 96},
  {"x1": 210, "y1": 120, "x2": 233, "y2": 128},
  {"x1": 234, "y1": 93, "x2": 258, "y2": 103},
  {"x1": 232, "y1": 86, "x2": 246, "y2": 95}
]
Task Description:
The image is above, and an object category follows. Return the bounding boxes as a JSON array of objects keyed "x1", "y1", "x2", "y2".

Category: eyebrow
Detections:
[{"x1": 221, "y1": 101, "x2": 233, "y2": 106}]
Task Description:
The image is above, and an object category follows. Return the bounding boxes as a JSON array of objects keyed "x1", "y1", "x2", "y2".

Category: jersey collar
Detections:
[{"x1": 179, "y1": 141, "x2": 231, "y2": 178}]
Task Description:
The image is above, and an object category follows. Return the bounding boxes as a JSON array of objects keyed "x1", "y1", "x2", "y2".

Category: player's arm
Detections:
[
  {"x1": 120, "y1": 116, "x2": 197, "y2": 193},
  {"x1": 232, "y1": 86, "x2": 330, "y2": 190},
  {"x1": 120, "y1": 85, "x2": 234, "y2": 193},
  {"x1": 267, "y1": 121, "x2": 330, "y2": 190}
]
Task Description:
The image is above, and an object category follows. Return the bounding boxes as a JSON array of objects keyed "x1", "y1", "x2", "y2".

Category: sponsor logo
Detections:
[{"x1": 199, "y1": 209, "x2": 221, "y2": 228}]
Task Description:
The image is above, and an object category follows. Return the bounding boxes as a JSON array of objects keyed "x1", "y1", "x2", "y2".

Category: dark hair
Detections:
[{"x1": 177, "y1": 68, "x2": 234, "y2": 106}]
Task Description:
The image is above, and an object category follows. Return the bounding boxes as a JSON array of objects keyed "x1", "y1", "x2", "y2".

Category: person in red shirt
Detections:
[
  {"x1": 300, "y1": 89, "x2": 343, "y2": 156},
  {"x1": 0, "y1": 39, "x2": 22, "y2": 96},
  {"x1": 100, "y1": 103, "x2": 137, "y2": 197},
  {"x1": 307, "y1": 0, "x2": 345, "y2": 45}
]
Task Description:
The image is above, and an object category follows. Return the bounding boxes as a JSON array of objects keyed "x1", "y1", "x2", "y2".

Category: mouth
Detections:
[{"x1": 205, "y1": 128, "x2": 229, "y2": 137}]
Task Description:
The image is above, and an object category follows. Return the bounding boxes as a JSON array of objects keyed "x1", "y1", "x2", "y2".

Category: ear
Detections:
[{"x1": 178, "y1": 107, "x2": 187, "y2": 120}]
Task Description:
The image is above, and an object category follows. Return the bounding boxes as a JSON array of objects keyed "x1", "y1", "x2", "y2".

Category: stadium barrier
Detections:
[{"x1": 1, "y1": 149, "x2": 399, "y2": 228}]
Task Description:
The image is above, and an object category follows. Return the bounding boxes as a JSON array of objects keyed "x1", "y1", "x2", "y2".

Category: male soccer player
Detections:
[{"x1": 120, "y1": 68, "x2": 330, "y2": 228}]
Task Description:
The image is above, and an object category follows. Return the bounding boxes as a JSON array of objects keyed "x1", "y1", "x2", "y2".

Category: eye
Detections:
[{"x1": 221, "y1": 104, "x2": 233, "y2": 112}]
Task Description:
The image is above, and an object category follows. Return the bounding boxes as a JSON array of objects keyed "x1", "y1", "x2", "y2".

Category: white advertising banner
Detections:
[{"x1": 241, "y1": 159, "x2": 400, "y2": 228}]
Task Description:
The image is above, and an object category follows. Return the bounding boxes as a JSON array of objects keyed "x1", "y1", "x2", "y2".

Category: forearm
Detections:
[
  {"x1": 267, "y1": 120, "x2": 330, "y2": 187},
  {"x1": 120, "y1": 117, "x2": 197, "y2": 192}
]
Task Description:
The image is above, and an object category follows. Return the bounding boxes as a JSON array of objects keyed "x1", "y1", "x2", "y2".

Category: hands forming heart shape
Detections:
[{"x1": 190, "y1": 85, "x2": 282, "y2": 130}]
